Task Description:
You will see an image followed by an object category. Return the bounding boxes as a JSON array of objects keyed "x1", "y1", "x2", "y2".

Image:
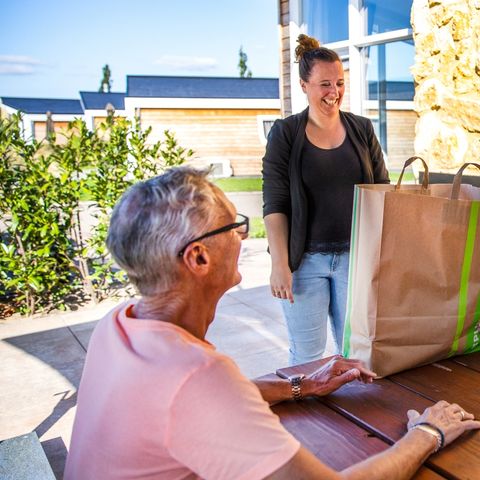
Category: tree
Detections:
[
  {"x1": 98, "y1": 64, "x2": 112, "y2": 93},
  {"x1": 238, "y1": 46, "x2": 252, "y2": 78}
]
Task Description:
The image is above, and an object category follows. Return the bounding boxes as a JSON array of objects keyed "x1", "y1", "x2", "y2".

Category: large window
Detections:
[
  {"x1": 364, "y1": 40, "x2": 415, "y2": 101},
  {"x1": 294, "y1": 0, "x2": 415, "y2": 163},
  {"x1": 365, "y1": 0, "x2": 412, "y2": 35},
  {"x1": 302, "y1": 0, "x2": 348, "y2": 44},
  {"x1": 362, "y1": 39, "x2": 414, "y2": 154},
  {"x1": 302, "y1": 0, "x2": 412, "y2": 42}
]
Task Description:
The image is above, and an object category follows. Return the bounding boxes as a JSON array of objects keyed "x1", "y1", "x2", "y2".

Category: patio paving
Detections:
[{"x1": 0, "y1": 238, "x2": 335, "y2": 479}]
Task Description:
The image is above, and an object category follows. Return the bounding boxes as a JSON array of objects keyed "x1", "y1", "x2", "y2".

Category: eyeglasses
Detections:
[{"x1": 178, "y1": 213, "x2": 249, "y2": 257}]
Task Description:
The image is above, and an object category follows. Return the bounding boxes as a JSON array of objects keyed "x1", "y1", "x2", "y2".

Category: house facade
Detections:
[
  {"x1": 80, "y1": 92, "x2": 126, "y2": 129},
  {"x1": 0, "y1": 97, "x2": 84, "y2": 143},
  {"x1": 124, "y1": 76, "x2": 280, "y2": 176},
  {"x1": 1, "y1": 76, "x2": 281, "y2": 176},
  {"x1": 279, "y1": 0, "x2": 416, "y2": 169}
]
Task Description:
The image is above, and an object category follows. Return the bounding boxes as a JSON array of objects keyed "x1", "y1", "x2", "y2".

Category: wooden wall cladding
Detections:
[{"x1": 140, "y1": 108, "x2": 280, "y2": 176}]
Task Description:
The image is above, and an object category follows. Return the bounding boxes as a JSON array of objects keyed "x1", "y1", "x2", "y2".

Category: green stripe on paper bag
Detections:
[
  {"x1": 465, "y1": 292, "x2": 480, "y2": 353},
  {"x1": 343, "y1": 186, "x2": 359, "y2": 358},
  {"x1": 450, "y1": 201, "x2": 480, "y2": 356}
]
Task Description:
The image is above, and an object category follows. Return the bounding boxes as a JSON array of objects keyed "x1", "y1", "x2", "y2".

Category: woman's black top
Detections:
[
  {"x1": 301, "y1": 134, "x2": 363, "y2": 253},
  {"x1": 262, "y1": 108, "x2": 390, "y2": 272}
]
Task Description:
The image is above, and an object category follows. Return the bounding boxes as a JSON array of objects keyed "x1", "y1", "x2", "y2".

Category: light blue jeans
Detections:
[{"x1": 281, "y1": 251, "x2": 349, "y2": 366}]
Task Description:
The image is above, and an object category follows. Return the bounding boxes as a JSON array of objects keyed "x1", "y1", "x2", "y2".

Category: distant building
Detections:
[
  {"x1": 80, "y1": 91, "x2": 126, "y2": 129},
  {"x1": 0, "y1": 97, "x2": 83, "y2": 143},
  {"x1": 125, "y1": 76, "x2": 280, "y2": 176},
  {"x1": 278, "y1": 0, "x2": 415, "y2": 169},
  {"x1": 1, "y1": 76, "x2": 282, "y2": 176}
]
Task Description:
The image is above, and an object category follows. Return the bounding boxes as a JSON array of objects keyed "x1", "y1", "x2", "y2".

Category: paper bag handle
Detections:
[
  {"x1": 451, "y1": 162, "x2": 480, "y2": 200},
  {"x1": 395, "y1": 156, "x2": 429, "y2": 191}
]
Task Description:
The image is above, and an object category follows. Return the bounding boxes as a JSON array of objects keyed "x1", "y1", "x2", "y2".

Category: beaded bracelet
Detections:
[{"x1": 409, "y1": 422, "x2": 445, "y2": 453}]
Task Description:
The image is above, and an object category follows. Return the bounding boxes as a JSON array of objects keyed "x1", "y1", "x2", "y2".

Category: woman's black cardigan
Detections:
[{"x1": 262, "y1": 107, "x2": 390, "y2": 272}]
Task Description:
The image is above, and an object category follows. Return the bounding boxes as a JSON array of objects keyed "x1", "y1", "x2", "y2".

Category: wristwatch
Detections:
[{"x1": 288, "y1": 374, "x2": 306, "y2": 401}]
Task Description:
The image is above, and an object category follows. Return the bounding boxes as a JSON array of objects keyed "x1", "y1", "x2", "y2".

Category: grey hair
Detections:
[{"x1": 106, "y1": 166, "x2": 225, "y2": 296}]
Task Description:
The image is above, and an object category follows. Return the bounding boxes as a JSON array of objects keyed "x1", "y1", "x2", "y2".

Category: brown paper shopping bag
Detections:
[{"x1": 343, "y1": 158, "x2": 480, "y2": 377}]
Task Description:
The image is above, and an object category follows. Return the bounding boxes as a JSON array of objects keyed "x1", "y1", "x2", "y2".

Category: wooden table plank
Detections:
[
  {"x1": 272, "y1": 398, "x2": 443, "y2": 479},
  {"x1": 277, "y1": 362, "x2": 433, "y2": 444},
  {"x1": 451, "y1": 352, "x2": 480, "y2": 373},
  {"x1": 389, "y1": 359, "x2": 480, "y2": 417},
  {"x1": 324, "y1": 380, "x2": 480, "y2": 479},
  {"x1": 273, "y1": 398, "x2": 388, "y2": 470},
  {"x1": 387, "y1": 359, "x2": 480, "y2": 479},
  {"x1": 322, "y1": 379, "x2": 433, "y2": 443},
  {"x1": 277, "y1": 361, "x2": 478, "y2": 479},
  {"x1": 413, "y1": 469, "x2": 450, "y2": 480}
]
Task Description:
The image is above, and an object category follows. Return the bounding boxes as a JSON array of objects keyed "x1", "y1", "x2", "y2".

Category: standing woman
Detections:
[{"x1": 263, "y1": 34, "x2": 389, "y2": 365}]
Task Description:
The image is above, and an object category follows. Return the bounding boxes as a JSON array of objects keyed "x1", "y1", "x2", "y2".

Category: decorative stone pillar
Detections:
[{"x1": 411, "y1": 0, "x2": 480, "y2": 173}]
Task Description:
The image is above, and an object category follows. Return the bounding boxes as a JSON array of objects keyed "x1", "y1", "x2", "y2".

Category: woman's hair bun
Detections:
[{"x1": 295, "y1": 34, "x2": 321, "y2": 61}]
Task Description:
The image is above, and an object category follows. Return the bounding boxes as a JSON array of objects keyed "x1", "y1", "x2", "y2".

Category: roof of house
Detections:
[
  {"x1": 0, "y1": 97, "x2": 83, "y2": 114},
  {"x1": 79, "y1": 91, "x2": 126, "y2": 110},
  {"x1": 126, "y1": 76, "x2": 279, "y2": 99}
]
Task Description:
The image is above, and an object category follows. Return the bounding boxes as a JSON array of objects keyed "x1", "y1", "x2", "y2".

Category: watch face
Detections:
[{"x1": 289, "y1": 374, "x2": 305, "y2": 383}]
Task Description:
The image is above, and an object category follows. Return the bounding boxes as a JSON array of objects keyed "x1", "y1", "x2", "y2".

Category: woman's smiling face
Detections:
[{"x1": 300, "y1": 60, "x2": 345, "y2": 117}]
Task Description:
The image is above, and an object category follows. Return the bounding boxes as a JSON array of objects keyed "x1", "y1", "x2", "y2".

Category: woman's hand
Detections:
[
  {"x1": 407, "y1": 400, "x2": 480, "y2": 449},
  {"x1": 264, "y1": 213, "x2": 292, "y2": 302},
  {"x1": 303, "y1": 354, "x2": 376, "y2": 397},
  {"x1": 270, "y1": 262, "x2": 294, "y2": 303}
]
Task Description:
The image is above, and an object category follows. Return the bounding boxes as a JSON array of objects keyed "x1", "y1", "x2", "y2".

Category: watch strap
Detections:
[{"x1": 289, "y1": 374, "x2": 305, "y2": 401}]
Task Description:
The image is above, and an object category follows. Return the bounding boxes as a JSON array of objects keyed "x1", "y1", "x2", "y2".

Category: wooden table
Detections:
[{"x1": 271, "y1": 352, "x2": 480, "y2": 480}]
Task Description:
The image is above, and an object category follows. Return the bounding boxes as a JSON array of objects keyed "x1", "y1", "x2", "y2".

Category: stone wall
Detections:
[{"x1": 412, "y1": 0, "x2": 480, "y2": 173}]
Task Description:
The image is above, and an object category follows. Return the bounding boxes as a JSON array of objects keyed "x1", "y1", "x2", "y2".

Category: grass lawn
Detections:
[
  {"x1": 389, "y1": 171, "x2": 416, "y2": 183},
  {"x1": 214, "y1": 170, "x2": 415, "y2": 193},
  {"x1": 213, "y1": 177, "x2": 262, "y2": 192},
  {"x1": 79, "y1": 172, "x2": 417, "y2": 238},
  {"x1": 80, "y1": 174, "x2": 415, "y2": 237},
  {"x1": 82, "y1": 170, "x2": 414, "y2": 200},
  {"x1": 212, "y1": 177, "x2": 265, "y2": 237}
]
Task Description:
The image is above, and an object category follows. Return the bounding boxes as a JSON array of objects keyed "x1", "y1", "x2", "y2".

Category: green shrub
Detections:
[
  {"x1": 0, "y1": 116, "x2": 79, "y2": 313},
  {"x1": 0, "y1": 113, "x2": 192, "y2": 315}
]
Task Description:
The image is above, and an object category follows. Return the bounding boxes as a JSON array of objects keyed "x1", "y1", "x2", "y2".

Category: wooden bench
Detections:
[{"x1": 0, "y1": 432, "x2": 55, "y2": 480}]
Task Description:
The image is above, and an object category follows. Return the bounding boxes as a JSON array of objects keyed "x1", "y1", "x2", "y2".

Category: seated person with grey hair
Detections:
[{"x1": 65, "y1": 167, "x2": 479, "y2": 480}]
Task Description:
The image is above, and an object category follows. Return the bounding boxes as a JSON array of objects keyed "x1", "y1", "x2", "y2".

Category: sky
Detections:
[{"x1": 0, "y1": 0, "x2": 279, "y2": 99}]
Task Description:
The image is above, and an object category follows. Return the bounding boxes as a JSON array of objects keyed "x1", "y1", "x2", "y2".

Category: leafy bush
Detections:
[
  {"x1": 0, "y1": 116, "x2": 79, "y2": 313},
  {"x1": 0, "y1": 113, "x2": 192, "y2": 315},
  {"x1": 249, "y1": 217, "x2": 266, "y2": 238}
]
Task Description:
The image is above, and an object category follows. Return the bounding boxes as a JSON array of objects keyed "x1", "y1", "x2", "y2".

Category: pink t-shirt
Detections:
[{"x1": 65, "y1": 300, "x2": 299, "y2": 479}]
